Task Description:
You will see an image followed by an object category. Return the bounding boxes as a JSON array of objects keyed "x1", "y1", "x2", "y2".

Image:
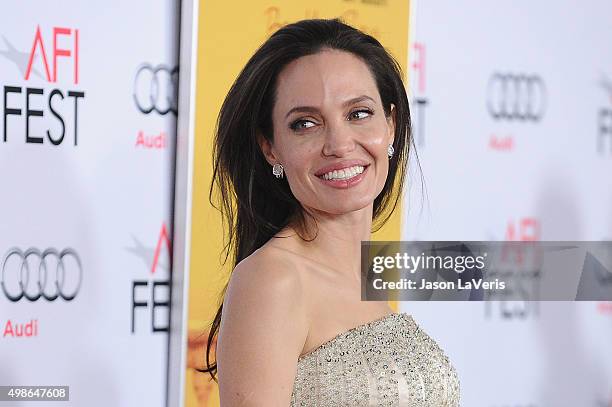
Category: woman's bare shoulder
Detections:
[
  {"x1": 222, "y1": 241, "x2": 310, "y2": 329},
  {"x1": 231, "y1": 242, "x2": 306, "y2": 288},
  {"x1": 217, "y1": 243, "x2": 309, "y2": 404}
]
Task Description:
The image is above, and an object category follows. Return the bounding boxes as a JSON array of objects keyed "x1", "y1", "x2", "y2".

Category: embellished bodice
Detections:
[{"x1": 290, "y1": 312, "x2": 460, "y2": 406}]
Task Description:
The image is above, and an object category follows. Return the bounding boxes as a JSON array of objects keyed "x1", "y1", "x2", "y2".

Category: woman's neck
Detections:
[{"x1": 279, "y1": 205, "x2": 373, "y2": 283}]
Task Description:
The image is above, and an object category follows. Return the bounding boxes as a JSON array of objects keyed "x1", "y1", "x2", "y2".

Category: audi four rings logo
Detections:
[
  {"x1": 133, "y1": 63, "x2": 179, "y2": 116},
  {"x1": 1, "y1": 248, "x2": 83, "y2": 302},
  {"x1": 487, "y1": 73, "x2": 546, "y2": 121}
]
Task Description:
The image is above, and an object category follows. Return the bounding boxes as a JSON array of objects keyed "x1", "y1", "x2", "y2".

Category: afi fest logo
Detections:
[
  {"x1": 597, "y1": 75, "x2": 612, "y2": 155},
  {"x1": 485, "y1": 217, "x2": 541, "y2": 320},
  {"x1": 128, "y1": 223, "x2": 171, "y2": 334},
  {"x1": 1, "y1": 25, "x2": 85, "y2": 146},
  {"x1": 410, "y1": 42, "x2": 428, "y2": 148}
]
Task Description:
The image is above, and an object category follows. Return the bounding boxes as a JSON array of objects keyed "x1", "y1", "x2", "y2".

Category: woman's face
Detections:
[{"x1": 260, "y1": 48, "x2": 395, "y2": 216}]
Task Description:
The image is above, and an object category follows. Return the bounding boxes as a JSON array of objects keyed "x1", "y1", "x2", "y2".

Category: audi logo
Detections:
[
  {"x1": 1, "y1": 248, "x2": 82, "y2": 302},
  {"x1": 133, "y1": 63, "x2": 179, "y2": 116},
  {"x1": 486, "y1": 73, "x2": 546, "y2": 121}
]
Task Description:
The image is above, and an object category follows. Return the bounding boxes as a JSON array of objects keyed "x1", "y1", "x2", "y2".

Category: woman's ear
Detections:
[
  {"x1": 256, "y1": 132, "x2": 278, "y2": 165},
  {"x1": 387, "y1": 103, "x2": 396, "y2": 145}
]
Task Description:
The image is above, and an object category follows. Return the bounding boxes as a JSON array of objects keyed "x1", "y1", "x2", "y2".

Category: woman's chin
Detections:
[{"x1": 315, "y1": 199, "x2": 373, "y2": 216}]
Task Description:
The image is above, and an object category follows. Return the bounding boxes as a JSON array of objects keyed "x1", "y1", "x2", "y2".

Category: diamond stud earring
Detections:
[
  {"x1": 272, "y1": 163, "x2": 284, "y2": 178},
  {"x1": 387, "y1": 144, "x2": 395, "y2": 159}
]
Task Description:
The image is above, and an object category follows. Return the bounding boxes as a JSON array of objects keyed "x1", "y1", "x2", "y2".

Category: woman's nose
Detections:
[{"x1": 321, "y1": 122, "x2": 356, "y2": 157}]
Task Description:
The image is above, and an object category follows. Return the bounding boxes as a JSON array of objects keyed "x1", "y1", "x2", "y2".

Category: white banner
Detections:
[
  {"x1": 0, "y1": 2, "x2": 178, "y2": 406},
  {"x1": 402, "y1": 1, "x2": 612, "y2": 406}
]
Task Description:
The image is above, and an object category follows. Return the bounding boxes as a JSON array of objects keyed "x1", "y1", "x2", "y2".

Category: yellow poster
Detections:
[{"x1": 186, "y1": 1, "x2": 410, "y2": 405}]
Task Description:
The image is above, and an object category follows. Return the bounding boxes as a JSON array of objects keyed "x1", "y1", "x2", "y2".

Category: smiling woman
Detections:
[
  {"x1": 260, "y1": 48, "x2": 396, "y2": 212},
  {"x1": 198, "y1": 18, "x2": 460, "y2": 406}
]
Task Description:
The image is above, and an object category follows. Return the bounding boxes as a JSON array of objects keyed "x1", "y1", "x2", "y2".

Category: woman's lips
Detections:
[
  {"x1": 316, "y1": 165, "x2": 369, "y2": 189},
  {"x1": 314, "y1": 160, "x2": 371, "y2": 177}
]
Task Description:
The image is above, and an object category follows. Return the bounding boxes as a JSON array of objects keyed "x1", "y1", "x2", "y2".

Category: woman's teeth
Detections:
[{"x1": 321, "y1": 165, "x2": 365, "y2": 181}]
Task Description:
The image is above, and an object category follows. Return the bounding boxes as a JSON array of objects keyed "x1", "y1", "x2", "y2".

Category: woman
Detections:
[{"x1": 200, "y1": 18, "x2": 460, "y2": 406}]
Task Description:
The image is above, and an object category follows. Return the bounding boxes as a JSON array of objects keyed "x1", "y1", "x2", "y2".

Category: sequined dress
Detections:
[{"x1": 290, "y1": 312, "x2": 460, "y2": 406}]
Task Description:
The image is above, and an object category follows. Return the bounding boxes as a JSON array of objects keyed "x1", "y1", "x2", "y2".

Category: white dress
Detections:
[{"x1": 290, "y1": 312, "x2": 460, "y2": 406}]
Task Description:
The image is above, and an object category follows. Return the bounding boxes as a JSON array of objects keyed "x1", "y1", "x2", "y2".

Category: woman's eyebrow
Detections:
[
  {"x1": 342, "y1": 95, "x2": 375, "y2": 107},
  {"x1": 285, "y1": 106, "x2": 319, "y2": 119},
  {"x1": 284, "y1": 95, "x2": 375, "y2": 119}
]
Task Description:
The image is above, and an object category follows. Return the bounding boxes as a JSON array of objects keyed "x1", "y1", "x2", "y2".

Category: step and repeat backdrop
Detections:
[
  {"x1": 0, "y1": 1, "x2": 178, "y2": 406},
  {"x1": 403, "y1": 1, "x2": 612, "y2": 406},
  {"x1": 1, "y1": 0, "x2": 611, "y2": 406}
]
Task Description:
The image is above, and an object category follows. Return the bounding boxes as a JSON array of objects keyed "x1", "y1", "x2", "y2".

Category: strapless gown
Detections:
[{"x1": 290, "y1": 312, "x2": 460, "y2": 406}]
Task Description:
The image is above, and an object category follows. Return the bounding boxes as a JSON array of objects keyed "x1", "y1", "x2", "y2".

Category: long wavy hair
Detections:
[{"x1": 199, "y1": 18, "x2": 414, "y2": 382}]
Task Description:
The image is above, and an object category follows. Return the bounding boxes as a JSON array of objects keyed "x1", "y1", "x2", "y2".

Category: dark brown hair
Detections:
[{"x1": 199, "y1": 17, "x2": 414, "y2": 381}]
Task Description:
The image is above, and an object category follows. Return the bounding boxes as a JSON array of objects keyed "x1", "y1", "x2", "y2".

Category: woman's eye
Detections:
[
  {"x1": 290, "y1": 120, "x2": 316, "y2": 131},
  {"x1": 348, "y1": 109, "x2": 373, "y2": 120}
]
